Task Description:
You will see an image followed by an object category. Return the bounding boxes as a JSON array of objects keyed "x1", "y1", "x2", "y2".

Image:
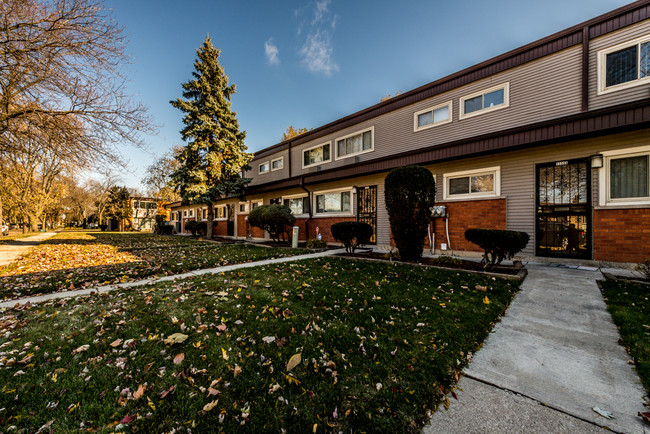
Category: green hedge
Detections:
[
  {"x1": 248, "y1": 204, "x2": 296, "y2": 242},
  {"x1": 330, "y1": 221, "x2": 373, "y2": 253},
  {"x1": 464, "y1": 228, "x2": 530, "y2": 267},
  {"x1": 385, "y1": 166, "x2": 436, "y2": 261}
]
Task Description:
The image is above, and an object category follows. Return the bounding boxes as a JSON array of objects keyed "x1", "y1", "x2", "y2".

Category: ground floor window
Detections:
[
  {"x1": 601, "y1": 146, "x2": 650, "y2": 206},
  {"x1": 315, "y1": 190, "x2": 352, "y2": 214},
  {"x1": 443, "y1": 167, "x2": 500, "y2": 200},
  {"x1": 283, "y1": 196, "x2": 308, "y2": 215}
]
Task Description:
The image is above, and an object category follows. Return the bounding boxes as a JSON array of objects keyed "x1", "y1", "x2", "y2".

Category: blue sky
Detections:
[{"x1": 106, "y1": 0, "x2": 631, "y2": 190}]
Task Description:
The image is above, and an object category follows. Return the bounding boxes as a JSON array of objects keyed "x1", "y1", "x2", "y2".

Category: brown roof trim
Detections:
[
  {"x1": 247, "y1": 99, "x2": 650, "y2": 194},
  {"x1": 253, "y1": 0, "x2": 650, "y2": 161}
]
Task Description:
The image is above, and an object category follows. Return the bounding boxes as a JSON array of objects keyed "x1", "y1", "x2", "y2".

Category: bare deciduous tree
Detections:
[{"x1": 0, "y1": 0, "x2": 153, "y2": 163}]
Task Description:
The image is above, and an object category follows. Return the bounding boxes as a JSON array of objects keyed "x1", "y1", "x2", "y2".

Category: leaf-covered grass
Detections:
[
  {"x1": 599, "y1": 278, "x2": 650, "y2": 396},
  {"x1": 0, "y1": 231, "x2": 304, "y2": 300},
  {"x1": 0, "y1": 258, "x2": 519, "y2": 432}
]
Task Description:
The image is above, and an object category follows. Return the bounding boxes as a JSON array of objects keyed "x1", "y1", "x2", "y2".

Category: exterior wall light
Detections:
[{"x1": 591, "y1": 154, "x2": 604, "y2": 169}]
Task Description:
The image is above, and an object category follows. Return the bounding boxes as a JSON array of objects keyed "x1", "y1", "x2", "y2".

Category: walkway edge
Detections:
[{"x1": 0, "y1": 248, "x2": 346, "y2": 309}]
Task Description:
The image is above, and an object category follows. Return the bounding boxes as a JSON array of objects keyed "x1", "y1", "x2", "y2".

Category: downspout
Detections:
[{"x1": 300, "y1": 176, "x2": 312, "y2": 239}]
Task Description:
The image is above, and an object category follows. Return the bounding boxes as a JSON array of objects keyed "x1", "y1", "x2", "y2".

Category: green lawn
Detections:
[
  {"x1": 0, "y1": 231, "x2": 304, "y2": 300},
  {"x1": 599, "y1": 278, "x2": 650, "y2": 396},
  {"x1": 0, "y1": 258, "x2": 519, "y2": 432}
]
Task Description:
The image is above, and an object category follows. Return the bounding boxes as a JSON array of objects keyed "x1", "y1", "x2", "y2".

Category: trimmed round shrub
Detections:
[
  {"x1": 195, "y1": 221, "x2": 207, "y2": 237},
  {"x1": 464, "y1": 228, "x2": 530, "y2": 267},
  {"x1": 384, "y1": 166, "x2": 436, "y2": 261},
  {"x1": 184, "y1": 220, "x2": 198, "y2": 235},
  {"x1": 160, "y1": 225, "x2": 174, "y2": 235},
  {"x1": 247, "y1": 204, "x2": 296, "y2": 242},
  {"x1": 330, "y1": 221, "x2": 373, "y2": 253}
]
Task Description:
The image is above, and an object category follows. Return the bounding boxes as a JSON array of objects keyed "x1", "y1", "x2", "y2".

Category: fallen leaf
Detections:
[
  {"x1": 203, "y1": 399, "x2": 219, "y2": 412},
  {"x1": 262, "y1": 336, "x2": 275, "y2": 344},
  {"x1": 110, "y1": 339, "x2": 123, "y2": 348},
  {"x1": 120, "y1": 414, "x2": 135, "y2": 424},
  {"x1": 164, "y1": 333, "x2": 188, "y2": 345},
  {"x1": 160, "y1": 385, "x2": 175, "y2": 399},
  {"x1": 72, "y1": 344, "x2": 90, "y2": 354},
  {"x1": 133, "y1": 384, "x2": 146, "y2": 400},
  {"x1": 221, "y1": 348, "x2": 229, "y2": 361},
  {"x1": 639, "y1": 412, "x2": 650, "y2": 424},
  {"x1": 233, "y1": 364, "x2": 242, "y2": 377},
  {"x1": 482, "y1": 296, "x2": 490, "y2": 305},
  {"x1": 592, "y1": 406, "x2": 615, "y2": 420},
  {"x1": 286, "y1": 353, "x2": 301, "y2": 372},
  {"x1": 173, "y1": 353, "x2": 185, "y2": 365}
]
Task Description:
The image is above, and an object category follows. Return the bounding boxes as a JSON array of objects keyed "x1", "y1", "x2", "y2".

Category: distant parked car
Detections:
[{"x1": 1, "y1": 223, "x2": 8, "y2": 236}]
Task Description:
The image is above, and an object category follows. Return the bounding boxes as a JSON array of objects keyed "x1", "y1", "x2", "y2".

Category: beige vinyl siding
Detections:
[
  {"x1": 259, "y1": 44, "x2": 582, "y2": 181},
  {"x1": 589, "y1": 19, "x2": 650, "y2": 110},
  {"x1": 248, "y1": 149, "x2": 290, "y2": 185}
]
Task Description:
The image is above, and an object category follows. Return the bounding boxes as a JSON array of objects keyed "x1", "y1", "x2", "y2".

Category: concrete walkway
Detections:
[
  {"x1": 0, "y1": 248, "x2": 346, "y2": 308},
  {"x1": 425, "y1": 264, "x2": 648, "y2": 433},
  {"x1": 0, "y1": 232, "x2": 58, "y2": 267}
]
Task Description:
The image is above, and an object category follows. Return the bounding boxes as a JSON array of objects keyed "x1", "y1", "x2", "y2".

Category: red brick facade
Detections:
[
  {"x1": 307, "y1": 217, "x2": 356, "y2": 243},
  {"x1": 237, "y1": 215, "x2": 247, "y2": 237},
  {"x1": 594, "y1": 208, "x2": 650, "y2": 263},
  {"x1": 431, "y1": 199, "x2": 507, "y2": 252}
]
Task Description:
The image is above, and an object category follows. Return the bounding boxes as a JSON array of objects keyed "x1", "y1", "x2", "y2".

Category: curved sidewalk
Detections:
[
  {"x1": 0, "y1": 248, "x2": 346, "y2": 309},
  {"x1": 0, "y1": 232, "x2": 58, "y2": 268},
  {"x1": 425, "y1": 264, "x2": 647, "y2": 433}
]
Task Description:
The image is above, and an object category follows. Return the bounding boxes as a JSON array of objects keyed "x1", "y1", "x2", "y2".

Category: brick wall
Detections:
[
  {"x1": 309, "y1": 217, "x2": 356, "y2": 243},
  {"x1": 182, "y1": 218, "x2": 195, "y2": 234},
  {"x1": 237, "y1": 215, "x2": 247, "y2": 237},
  {"x1": 213, "y1": 221, "x2": 228, "y2": 236},
  {"x1": 431, "y1": 199, "x2": 507, "y2": 252},
  {"x1": 594, "y1": 208, "x2": 650, "y2": 263}
]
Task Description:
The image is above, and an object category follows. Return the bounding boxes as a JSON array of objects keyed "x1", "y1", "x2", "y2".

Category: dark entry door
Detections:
[
  {"x1": 536, "y1": 159, "x2": 591, "y2": 259},
  {"x1": 227, "y1": 204, "x2": 235, "y2": 236},
  {"x1": 357, "y1": 186, "x2": 377, "y2": 244}
]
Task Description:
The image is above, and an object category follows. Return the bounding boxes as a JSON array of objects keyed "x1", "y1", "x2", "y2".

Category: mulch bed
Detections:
[{"x1": 340, "y1": 250, "x2": 527, "y2": 280}]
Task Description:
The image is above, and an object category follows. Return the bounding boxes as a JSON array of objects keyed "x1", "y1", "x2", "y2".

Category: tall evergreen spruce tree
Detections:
[{"x1": 171, "y1": 37, "x2": 252, "y2": 239}]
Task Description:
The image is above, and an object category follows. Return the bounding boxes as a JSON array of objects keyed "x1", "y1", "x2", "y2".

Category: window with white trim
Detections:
[
  {"x1": 315, "y1": 190, "x2": 352, "y2": 214},
  {"x1": 202, "y1": 209, "x2": 207, "y2": 220},
  {"x1": 303, "y1": 142, "x2": 331, "y2": 168},
  {"x1": 598, "y1": 35, "x2": 650, "y2": 94},
  {"x1": 183, "y1": 210, "x2": 187, "y2": 217},
  {"x1": 271, "y1": 157, "x2": 284, "y2": 171},
  {"x1": 239, "y1": 202, "x2": 249, "y2": 213},
  {"x1": 443, "y1": 167, "x2": 500, "y2": 200},
  {"x1": 214, "y1": 205, "x2": 227, "y2": 219},
  {"x1": 282, "y1": 196, "x2": 309, "y2": 215},
  {"x1": 335, "y1": 127, "x2": 373, "y2": 159},
  {"x1": 600, "y1": 146, "x2": 650, "y2": 206},
  {"x1": 251, "y1": 200, "x2": 263, "y2": 210},
  {"x1": 259, "y1": 161, "x2": 270, "y2": 174},
  {"x1": 414, "y1": 101, "x2": 452, "y2": 131},
  {"x1": 189, "y1": 210, "x2": 194, "y2": 217},
  {"x1": 459, "y1": 83, "x2": 509, "y2": 119}
]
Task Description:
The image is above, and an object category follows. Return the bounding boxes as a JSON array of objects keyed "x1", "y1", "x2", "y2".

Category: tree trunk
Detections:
[{"x1": 206, "y1": 205, "x2": 214, "y2": 240}]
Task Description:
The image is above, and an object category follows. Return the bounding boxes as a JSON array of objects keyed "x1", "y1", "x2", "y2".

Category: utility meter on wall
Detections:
[{"x1": 431, "y1": 205, "x2": 447, "y2": 218}]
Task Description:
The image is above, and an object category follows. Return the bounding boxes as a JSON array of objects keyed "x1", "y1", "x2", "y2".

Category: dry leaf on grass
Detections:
[{"x1": 286, "y1": 353, "x2": 301, "y2": 372}]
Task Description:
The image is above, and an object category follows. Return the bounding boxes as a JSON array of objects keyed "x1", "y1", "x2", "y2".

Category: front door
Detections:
[
  {"x1": 227, "y1": 204, "x2": 235, "y2": 236},
  {"x1": 536, "y1": 159, "x2": 591, "y2": 259},
  {"x1": 356, "y1": 186, "x2": 377, "y2": 244}
]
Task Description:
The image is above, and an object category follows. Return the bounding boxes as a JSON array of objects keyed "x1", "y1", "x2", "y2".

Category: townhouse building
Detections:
[{"x1": 168, "y1": 1, "x2": 650, "y2": 263}]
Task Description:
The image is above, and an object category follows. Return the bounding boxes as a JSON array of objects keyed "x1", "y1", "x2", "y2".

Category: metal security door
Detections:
[
  {"x1": 536, "y1": 159, "x2": 591, "y2": 259},
  {"x1": 227, "y1": 204, "x2": 235, "y2": 236},
  {"x1": 356, "y1": 186, "x2": 377, "y2": 244}
]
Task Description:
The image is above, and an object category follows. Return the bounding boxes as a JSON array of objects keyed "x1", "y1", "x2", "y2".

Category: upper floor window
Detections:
[
  {"x1": 303, "y1": 142, "x2": 331, "y2": 168},
  {"x1": 271, "y1": 157, "x2": 284, "y2": 171},
  {"x1": 443, "y1": 167, "x2": 501, "y2": 200},
  {"x1": 335, "y1": 127, "x2": 374, "y2": 160},
  {"x1": 283, "y1": 195, "x2": 309, "y2": 215},
  {"x1": 599, "y1": 145, "x2": 650, "y2": 206},
  {"x1": 414, "y1": 101, "x2": 452, "y2": 131},
  {"x1": 459, "y1": 83, "x2": 509, "y2": 119},
  {"x1": 598, "y1": 35, "x2": 650, "y2": 94},
  {"x1": 259, "y1": 161, "x2": 270, "y2": 174},
  {"x1": 315, "y1": 189, "x2": 352, "y2": 214}
]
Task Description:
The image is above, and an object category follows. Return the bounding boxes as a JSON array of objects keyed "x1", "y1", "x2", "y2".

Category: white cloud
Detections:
[
  {"x1": 298, "y1": 0, "x2": 339, "y2": 76},
  {"x1": 299, "y1": 30, "x2": 338, "y2": 76},
  {"x1": 264, "y1": 38, "x2": 280, "y2": 65}
]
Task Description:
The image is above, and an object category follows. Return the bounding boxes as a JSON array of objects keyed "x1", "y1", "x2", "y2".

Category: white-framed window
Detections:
[
  {"x1": 314, "y1": 188, "x2": 353, "y2": 215},
  {"x1": 598, "y1": 35, "x2": 650, "y2": 95},
  {"x1": 259, "y1": 161, "x2": 270, "y2": 174},
  {"x1": 202, "y1": 209, "x2": 208, "y2": 220},
  {"x1": 189, "y1": 210, "x2": 194, "y2": 217},
  {"x1": 414, "y1": 101, "x2": 452, "y2": 131},
  {"x1": 250, "y1": 199, "x2": 263, "y2": 210},
  {"x1": 239, "y1": 202, "x2": 249, "y2": 214},
  {"x1": 282, "y1": 194, "x2": 309, "y2": 215},
  {"x1": 271, "y1": 157, "x2": 284, "y2": 171},
  {"x1": 183, "y1": 210, "x2": 187, "y2": 217},
  {"x1": 599, "y1": 145, "x2": 650, "y2": 206},
  {"x1": 214, "y1": 205, "x2": 228, "y2": 219},
  {"x1": 443, "y1": 167, "x2": 501, "y2": 200},
  {"x1": 335, "y1": 127, "x2": 374, "y2": 160},
  {"x1": 459, "y1": 83, "x2": 509, "y2": 119},
  {"x1": 302, "y1": 142, "x2": 332, "y2": 168}
]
